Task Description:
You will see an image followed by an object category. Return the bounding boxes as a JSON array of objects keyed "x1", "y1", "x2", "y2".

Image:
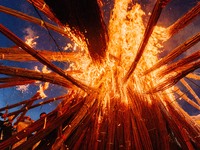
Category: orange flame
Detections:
[{"x1": 67, "y1": 2, "x2": 174, "y2": 105}]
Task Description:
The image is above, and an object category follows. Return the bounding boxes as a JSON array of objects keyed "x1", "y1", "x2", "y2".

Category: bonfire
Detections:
[{"x1": 0, "y1": 0, "x2": 200, "y2": 149}]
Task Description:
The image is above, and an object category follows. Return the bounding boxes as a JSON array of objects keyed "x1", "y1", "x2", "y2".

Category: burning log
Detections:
[
  {"x1": 174, "y1": 86, "x2": 200, "y2": 111},
  {"x1": 0, "y1": 65, "x2": 74, "y2": 88},
  {"x1": 158, "y1": 50, "x2": 200, "y2": 77},
  {"x1": 43, "y1": 0, "x2": 108, "y2": 62},
  {"x1": 149, "y1": 60, "x2": 200, "y2": 93},
  {"x1": 0, "y1": 79, "x2": 35, "y2": 88},
  {"x1": 167, "y1": 2, "x2": 200, "y2": 37},
  {"x1": 124, "y1": 0, "x2": 171, "y2": 82},
  {"x1": 0, "y1": 47, "x2": 79, "y2": 62},
  {"x1": 51, "y1": 93, "x2": 97, "y2": 150},
  {"x1": 0, "y1": 5, "x2": 83, "y2": 46},
  {"x1": 145, "y1": 33, "x2": 200, "y2": 75},
  {"x1": 180, "y1": 78, "x2": 200, "y2": 105},
  {"x1": 127, "y1": 86, "x2": 153, "y2": 149},
  {"x1": 0, "y1": 0, "x2": 200, "y2": 149},
  {"x1": 0, "y1": 93, "x2": 66, "y2": 112},
  {"x1": 0, "y1": 25, "x2": 91, "y2": 92}
]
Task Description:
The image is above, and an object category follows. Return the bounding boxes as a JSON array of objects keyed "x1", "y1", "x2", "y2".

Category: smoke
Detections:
[
  {"x1": 16, "y1": 84, "x2": 30, "y2": 93},
  {"x1": 23, "y1": 27, "x2": 39, "y2": 48}
]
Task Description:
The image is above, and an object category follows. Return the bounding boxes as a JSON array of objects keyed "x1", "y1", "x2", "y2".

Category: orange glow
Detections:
[
  {"x1": 1, "y1": 0, "x2": 200, "y2": 149},
  {"x1": 67, "y1": 2, "x2": 174, "y2": 105}
]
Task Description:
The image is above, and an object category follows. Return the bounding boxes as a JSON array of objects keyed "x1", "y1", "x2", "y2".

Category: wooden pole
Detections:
[
  {"x1": 0, "y1": 25, "x2": 91, "y2": 92},
  {"x1": 123, "y1": 0, "x2": 171, "y2": 82},
  {"x1": 0, "y1": 65, "x2": 73, "y2": 88},
  {"x1": 148, "y1": 60, "x2": 200, "y2": 93},
  {"x1": 0, "y1": 94, "x2": 67, "y2": 112},
  {"x1": 0, "y1": 47, "x2": 79, "y2": 62},
  {"x1": 159, "y1": 50, "x2": 200, "y2": 77},
  {"x1": 0, "y1": 80, "x2": 35, "y2": 89},
  {"x1": 0, "y1": 5, "x2": 82, "y2": 46},
  {"x1": 167, "y1": 2, "x2": 200, "y2": 37},
  {"x1": 145, "y1": 33, "x2": 200, "y2": 75},
  {"x1": 7, "y1": 95, "x2": 67, "y2": 118}
]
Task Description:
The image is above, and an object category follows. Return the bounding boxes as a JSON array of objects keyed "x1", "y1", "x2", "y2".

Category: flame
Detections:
[
  {"x1": 34, "y1": 66, "x2": 51, "y2": 98},
  {"x1": 25, "y1": 37, "x2": 38, "y2": 48},
  {"x1": 37, "y1": 83, "x2": 48, "y2": 99},
  {"x1": 1, "y1": 1, "x2": 200, "y2": 149},
  {"x1": 68, "y1": 1, "x2": 174, "y2": 107}
]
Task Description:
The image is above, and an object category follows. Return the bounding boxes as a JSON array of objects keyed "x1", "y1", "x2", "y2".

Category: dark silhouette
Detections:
[
  {"x1": 44, "y1": 0, "x2": 108, "y2": 62},
  {"x1": 34, "y1": 112, "x2": 57, "y2": 150},
  {"x1": 0, "y1": 113, "x2": 14, "y2": 150}
]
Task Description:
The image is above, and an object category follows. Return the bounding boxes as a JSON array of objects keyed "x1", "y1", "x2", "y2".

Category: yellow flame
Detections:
[
  {"x1": 68, "y1": 1, "x2": 174, "y2": 106},
  {"x1": 34, "y1": 66, "x2": 51, "y2": 99},
  {"x1": 25, "y1": 37, "x2": 38, "y2": 48}
]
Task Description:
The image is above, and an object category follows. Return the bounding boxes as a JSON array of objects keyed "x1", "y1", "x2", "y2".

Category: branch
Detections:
[
  {"x1": 0, "y1": 65, "x2": 73, "y2": 88},
  {"x1": 167, "y1": 2, "x2": 200, "y2": 37},
  {"x1": 0, "y1": 24, "x2": 92, "y2": 92},
  {"x1": 123, "y1": 0, "x2": 171, "y2": 82},
  {"x1": 0, "y1": 47, "x2": 79, "y2": 62},
  {"x1": 145, "y1": 32, "x2": 200, "y2": 74}
]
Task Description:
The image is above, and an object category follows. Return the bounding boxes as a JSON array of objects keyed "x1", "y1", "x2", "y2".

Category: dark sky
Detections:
[
  {"x1": 0, "y1": 0, "x2": 69, "y2": 120},
  {"x1": 0, "y1": 0, "x2": 200, "y2": 120}
]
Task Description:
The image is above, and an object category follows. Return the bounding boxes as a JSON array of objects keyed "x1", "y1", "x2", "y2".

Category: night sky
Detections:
[{"x1": 0, "y1": 0, "x2": 200, "y2": 121}]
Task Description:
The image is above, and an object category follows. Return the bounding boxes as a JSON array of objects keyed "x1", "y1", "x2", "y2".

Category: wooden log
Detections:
[
  {"x1": 14, "y1": 100, "x2": 35, "y2": 124},
  {"x1": 14, "y1": 98, "x2": 85, "y2": 150},
  {"x1": 159, "y1": 50, "x2": 200, "y2": 77},
  {"x1": 166, "y1": 101, "x2": 200, "y2": 148},
  {"x1": 0, "y1": 92, "x2": 83, "y2": 150},
  {"x1": 148, "y1": 60, "x2": 200, "y2": 93},
  {"x1": 36, "y1": 0, "x2": 108, "y2": 62},
  {"x1": 0, "y1": 25, "x2": 91, "y2": 92},
  {"x1": 127, "y1": 86, "x2": 153, "y2": 149},
  {"x1": 27, "y1": 0, "x2": 62, "y2": 26},
  {"x1": 124, "y1": 0, "x2": 171, "y2": 82},
  {"x1": 0, "y1": 5, "x2": 83, "y2": 46},
  {"x1": 0, "y1": 77, "x2": 32, "y2": 83},
  {"x1": 0, "y1": 80, "x2": 35, "y2": 88},
  {"x1": 0, "y1": 65, "x2": 73, "y2": 88},
  {"x1": 0, "y1": 47, "x2": 79, "y2": 62},
  {"x1": 51, "y1": 94, "x2": 97, "y2": 150},
  {"x1": 160, "y1": 102, "x2": 193, "y2": 149},
  {"x1": 174, "y1": 86, "x2": 200, "y2": 111},
  {"x1": 167, "y1": 2, "x2": 200, "y2": 37},
  {"x1": 0, "y1": 93, "x2": 67, "y2": 112},
  {"x1": 7, "y1": 94, "x2": 67, "y2": 118},
  {"x1": 145, "y1": 33, "x2": 200, "y2": 75},
  {"x1": 0, "y1": 109, "x2": 57, "y2": 150}
]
